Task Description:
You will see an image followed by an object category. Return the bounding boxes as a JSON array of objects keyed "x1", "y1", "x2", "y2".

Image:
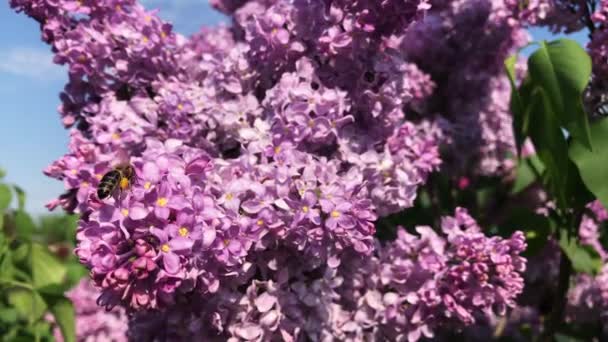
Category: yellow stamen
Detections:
[
  {"x1": 302, "y1": 206, "x2": 309, "y2": 213},
  {"x1": 271, "y1": 28, "x2": 278, "y2": 35},
  {"x1": 121, "y1": 209, "x2": 129, "y2": 217},
  {"x1": 225, "y1": 193, "x2": 234, "y2": 201},
  {"x1": 142, "y1": 36, "x2": 149, "y2": 44},
  {"x1": 177, "y1": 103, "x2": 184, "y2": 111},
  {"x1": 145, "y1": 15, "x2": 152, "y2": 22},
  {"x1": 308, "y1": 120, "x2": 315, "y2": 128},
  {"x1": 144, "y1": 181, "x2": 151, "y2": 190},
  {"x1": 119, "y1": 177, "x2": 130, "y2": 190},
  {"x1": 274, "y1": 146, "x2": 281, "y2": 154},
  {"x1": 160, "y1": 31, "x2": 167, "y2": 39},
  {"x1": 95, "y1": 174, "x2": 103, "y2": 180},
  {"x1": 161, "y1": 244, "x2": 170, "y2": 253},
  {"x1": 330, "y1": 211, "x2": 340, "y2": 218},
  {"x1": 70, "y1": 169, "x2": 78, "y2": 175},
  {"x1": 157, "y1": 197, "x2": 168, "y2": 207},
  {"x1": 111, "y1": 133, "x2": 120, "y2": 140},
  {"x1": 223, "y1": 239, "x2": 230, "y2": 246},
  {"x1": 81, "y1": 181, "x2": 89, "y2": 187},
  {"x1": 257, "y1": 219, "x2": 264, "y2": 226},
  {"x1": 77, "y1": 54, "x2": 86, "y2": 63},
  {"x1": 178, "y1": 227, "x2": 189, "y2": 237}
]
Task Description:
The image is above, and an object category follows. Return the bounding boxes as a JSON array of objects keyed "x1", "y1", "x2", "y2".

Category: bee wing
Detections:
[{"x1": 113, "y1": 148, "x2": 130, "y2": 167}]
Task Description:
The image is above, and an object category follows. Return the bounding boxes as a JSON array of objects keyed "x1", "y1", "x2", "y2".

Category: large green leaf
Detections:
[
  {"x1": 559, "y1": 233, "x2": 603, "y2": 275},
  {"x1": 6, "y1": 288, "x2": 47, "y2": 323},
  {"x1": 526, "y1": 87, "x2": 570, "y2": 207},
  {"x1": 570, "y1": 117, "x2": 608, "y2": 210},
  {"x1": 65, "y1": 262, "x2": 88, "y2": 288},
  {"x1": 13, "y1": 185, "x2": 25, "y2": 211},
  {"x1": 511, "y1": 155, "x2": 545, "y2": 194},
  {"x1": 0, "y1": 184, "x2": 12, "y2": 210},
  {"x1": 527, "y1": 39, "x2": 592, "y2": 150},
  {"x1": 0, "y1": 307, "x2": 19, "y2": 324},
  {"x1": 14, "y1": 210, "x2": 36, "y2": 240},
  {"x1": 0, "y1": 249, "x2": 14, "y2": 281},
  {"x1": 47, "y1": 296, "x2": 75, "y2": 342},
  {"x1": 505, "y1": 55, "x2": 526, "y2": 154},
  {"x1": 30, "y1": 243, "x2": 66, "y2": 289}
]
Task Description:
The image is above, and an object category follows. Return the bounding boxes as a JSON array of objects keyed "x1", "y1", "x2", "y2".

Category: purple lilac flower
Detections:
[
  {"x1": 12, "y1": 0, "x2": 540, "y2": 340},
  {"x1": 126, "y1": 208, "x2": 527, "y2": 341}
]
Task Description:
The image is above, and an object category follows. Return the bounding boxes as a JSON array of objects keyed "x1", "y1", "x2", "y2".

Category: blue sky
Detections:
[{"x1": 0, "y1": 2, "x2": 589, "y2": 214}]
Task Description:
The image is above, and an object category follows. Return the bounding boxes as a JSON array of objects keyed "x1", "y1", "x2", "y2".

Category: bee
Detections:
[{"x1": 97, "y1": 164, "x2": 136, "y2": 200}]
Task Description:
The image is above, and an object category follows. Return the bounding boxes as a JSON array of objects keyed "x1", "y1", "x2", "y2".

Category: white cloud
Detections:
[{"x1": 0, "y1": 47, "x2": 65, "y2": 80}]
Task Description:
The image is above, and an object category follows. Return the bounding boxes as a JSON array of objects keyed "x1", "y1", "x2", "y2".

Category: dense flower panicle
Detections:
[
  {"x1": 12, "y1": 0, "x2": 541, "y2": 339},
  {"x1": 506, "y1": 0, "x2": 587, "y2": 33},
  {"x1": 589, "y1": 1, "x2": 608, "y2": 82},
  {"x1": 51, "y1": 279, "x2": 128, "y2": 342},
  {"x1": 124, "y1": 209, "x2": 527, "y2": 341},
  {"x1": 73, "y1": 140, "x2": 379, "y2": 311},
  {"x1": 397, "y1": 0, "x2": 533, "y2": 175}
]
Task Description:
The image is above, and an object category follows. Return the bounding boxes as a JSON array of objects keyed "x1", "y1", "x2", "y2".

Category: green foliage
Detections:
[
  {"x1": 510, "y1": 154, "x2": 545, "y2": 194},
  {"x1": 0, "y1": 169, "x2": 84, "y2": 342},
  {"x1": 508, "y1": 39, "x2": 595, "y2": 212},
  {"x1": 527, "y1": 40, "x2": 592, "y2": 150},
  {"x1": 506, "y1": 39, "x2": 605, "y2": 274},
  {"x1": 0, "y1": 184, "x2": 12, "y2": 210},
  {"x1": 569, "y1": 117, "x2": 608, "y2": 210},
  {"x1": 47, "y1": 297, "x2": 75, "y2": 342},
  {"x1": 559, "y1": 231, "x2": 603, "y2": 275}
]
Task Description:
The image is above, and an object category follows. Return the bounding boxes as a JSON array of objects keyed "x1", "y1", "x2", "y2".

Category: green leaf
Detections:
[
  {"x1": 527, "y1": 39, "x2": 592, "y2": 150},
  {"x1": 569, "y1": 117, "x2": 608, "y2": 210},
  {"x1": 0, "y1": 184, "x2": 12, "y2": 210},
  {"x1": 559, "y1": 233, "x2": 603, "y2": 275},
  {"x1": 511, "y1": 155, "x2": 545, "y2": 194},
  {"x1": 65, "y1": 262, "x2": 88, "y2": 288},
  {"x1": 0, "y1": 308, "x2": 19, "y2": 323},
  {"x1": 526, "y1": 87, "x2": 570, "y2": 207},
  {"x1": 13, "y1": 185, "x2": 25, "y2": 210},
  {"x1": 14, "y1": 210, "x2": 36, "y2": 240},
  {"x1": 7, "y1": 288, "x2": 47, "y2": 323},
  {"x1": 0, "y1": 250, "x2": 15, "y2": 281},
  {"x1": 47, "y1": 296, "x2": 75, "y2": 342},
  {"x1": 12, "y1": 243, "x2": 30, "y2": 265},
  {"x1": 30, "y1": 243, "x2": 66, "y2": 289},
  {"x1": 505, "y1": 55, "x2": 527, "y2": 154}
]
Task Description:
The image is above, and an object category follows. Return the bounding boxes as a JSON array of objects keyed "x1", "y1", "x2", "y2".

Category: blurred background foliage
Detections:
[{"x1": 0, "y1": 168, "x2": 85, "y2": 342}]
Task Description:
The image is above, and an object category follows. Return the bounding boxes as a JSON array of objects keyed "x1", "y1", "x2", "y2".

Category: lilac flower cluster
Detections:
[
  {"x1": 126, "y1": 208, "x2": 526, "y2": 341},
  {"x1": 590, "y1": 1, "x2": 608, "y2": 80},
  {"x1": 51, "y1": 279, "x2": 128, "y2": 342},
  {"x1": 11, "y1": 0, "x2": 537, "y2": 339}
]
